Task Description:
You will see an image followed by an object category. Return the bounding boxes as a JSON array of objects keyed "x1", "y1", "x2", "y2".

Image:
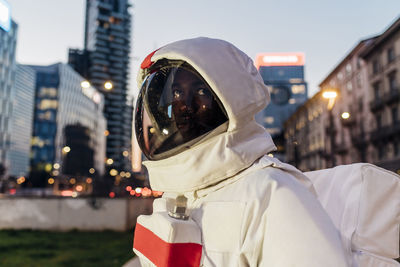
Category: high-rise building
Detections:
[
  {"x1": 255, "y1": 53, "x2": 308, "y2": 160},
  {"x1": 8, "y1": 65, "x2": 36, "y2": 177},
  {"x1": 0, "y1": 0, "x2": 16, "y2": 176},
  {"x1": 69, "y1": 0, "x2": 133, "y2": 173},
  {"x1": 29, "y1": 63, "x2": 106, "y2": 186}
]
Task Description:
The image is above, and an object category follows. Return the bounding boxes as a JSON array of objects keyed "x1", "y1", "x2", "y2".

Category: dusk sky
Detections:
[{"x1": 6, "y1": 0, "x2": 400, "y2": 97}]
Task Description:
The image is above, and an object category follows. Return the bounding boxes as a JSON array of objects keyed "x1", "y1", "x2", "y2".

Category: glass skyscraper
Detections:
[
  {"x1": 255, "y1": 53, "x2": 308, "y2": 160},
  {"x1": 69, "y1": 0, "x2": 133, "y2": 173},
  {"x1": 30, "y1": 63, "x2": 106, "y2": 185},
  {"x1": 8, "y1": 64, "x2": 36, "y2": 177},
  {"x1": 0, "y1": 8, "x2": 17, "y2": 175}
]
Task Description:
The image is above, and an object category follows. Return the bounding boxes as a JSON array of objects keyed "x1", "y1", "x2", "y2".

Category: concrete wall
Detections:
[{"x1": 0, "y1": 198, "x2": 154, "y2": 231}]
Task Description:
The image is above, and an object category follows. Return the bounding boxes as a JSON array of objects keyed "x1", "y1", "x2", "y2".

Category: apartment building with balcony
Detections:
[
  {"x1": 360, "y1": 17, "x2": 400, "y2": 172},
  {"x1": 284, "y1": 91, "x2": 327, "y2": 171},
  {"x1": 285, "y1": 17, "x2": 400, "y2": 174},
  {"x1": 285, "y1": 38, "x2": 373, "y2": 171}
]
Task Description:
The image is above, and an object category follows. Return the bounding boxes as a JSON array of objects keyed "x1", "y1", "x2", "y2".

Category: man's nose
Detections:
[{"x1": 180, "y1": 92, "x2": 194, "y2": 112}]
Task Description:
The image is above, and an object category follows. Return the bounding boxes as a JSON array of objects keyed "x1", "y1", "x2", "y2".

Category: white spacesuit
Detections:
[{"x1": 133, "y1": 37, "x2": 349, "y2": 266}]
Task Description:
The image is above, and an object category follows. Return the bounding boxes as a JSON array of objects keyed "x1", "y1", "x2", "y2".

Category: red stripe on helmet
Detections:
[
  {"x1": 140, "y1": 49, "x2": 159, "y2": 69},
  {"x1": 133, "y1": 223, "x2": 202, "y2": 267}
]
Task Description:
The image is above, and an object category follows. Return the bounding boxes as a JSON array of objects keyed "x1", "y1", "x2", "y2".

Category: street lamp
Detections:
[
  {"x1": 81, "y1": 81, "x2": 91, "y2": 88},
  {"x1": 341, "y1": 112, "x2": 350, "y2": 119},
  {"x1": 104, "y1": 81, "x2": 113, "y2": 90},
  {"x1": 322, "y1": 89, "x2": 338, "y2": 167},
  {"x1": 322, "y1": 90, "x2": 337, "y2": 110}
]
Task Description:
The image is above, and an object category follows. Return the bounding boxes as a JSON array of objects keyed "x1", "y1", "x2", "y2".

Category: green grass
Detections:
[{"x1": 0, "y1": 229, "x2": 135, "y2": 267}]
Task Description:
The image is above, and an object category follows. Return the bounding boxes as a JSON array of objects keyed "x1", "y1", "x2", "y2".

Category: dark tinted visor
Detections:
[{"x1": 135, "y1": 60, "x2": 228, "y2": 160}]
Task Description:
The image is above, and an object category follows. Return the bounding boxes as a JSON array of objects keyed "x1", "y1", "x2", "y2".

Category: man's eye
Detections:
[
  {"x1": 197, "y1": 88, "x2": 210, "y2": 96},
  {"x1": 173, "y1": 90, "x2": 182, "y2": 99}
]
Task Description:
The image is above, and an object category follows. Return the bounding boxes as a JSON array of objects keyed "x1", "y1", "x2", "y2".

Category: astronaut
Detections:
[{"x1": 133, "y1": 37, "x2": 349, "y2": 266}]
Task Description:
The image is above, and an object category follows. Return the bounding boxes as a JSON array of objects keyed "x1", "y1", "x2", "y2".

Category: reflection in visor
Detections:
[{"x1": 135, "y1": 60, "x2": 228, "y2": 160}]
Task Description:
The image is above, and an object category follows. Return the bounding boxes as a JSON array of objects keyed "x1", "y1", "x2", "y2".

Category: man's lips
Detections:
[{"x1": 176, "y1": 116, "x2": 193, "y2": 129}]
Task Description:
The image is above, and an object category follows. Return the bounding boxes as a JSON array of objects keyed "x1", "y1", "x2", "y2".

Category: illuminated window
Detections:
[
  {"x1": 38, "y1": 99, "x2": 58, "y2": 110},
  {"x1": 291, "y1": 85, "x2": 305, "y2": 94},
  {"x1": 38, "y1": 87, "x2": 57, "y2": 97},
  {"x1": 264, "y1": 116, "x2": 274, "y2": 124},
  {"x1": 38, "y1": 111, "x2": 54, "y2": 120}
]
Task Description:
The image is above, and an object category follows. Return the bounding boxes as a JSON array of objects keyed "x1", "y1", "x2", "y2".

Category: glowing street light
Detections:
[
  {"x1": 341, "y1": 112, "x2": 350, "y2": 119},
  {"x1": 104, "y1": 81, "x2": 113, "y2": 90},
  {"x1": 17, "y1": 177, "x2": 26, "y2": 184},
  {"x1": 322, "y1": 91, "x2": 338, "y2": 99},
  {"x1": 62, "y1": 146, "x2": 71, "y2": 153},
  {"x1": 106, "y1": 158, "x2": 114, "y2": 165},
  {"x1": 109, "y1": 169, "x2": 118, "y2": 176},
  {"x1": 81, "y1": 81, "x2": 91, "y2": 88},
  {"x1": 322, "y1": 90, "x2": 338, "y2": 111}
]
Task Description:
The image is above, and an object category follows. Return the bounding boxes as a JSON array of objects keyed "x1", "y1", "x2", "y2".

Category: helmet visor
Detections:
[{"x1": 135, "y1": 60, "x2": 228, "y2": 160}]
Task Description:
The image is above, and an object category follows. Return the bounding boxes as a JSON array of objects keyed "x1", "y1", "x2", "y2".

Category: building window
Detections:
[
  {"x1": 378, "y1": 145, "x2": 384, "y2": 160},
  {"x1": 392, "y1": 107, "x2": 398, "y2": 124},
  {"x1": 346, "y1": 63, "x2": 352, "y2": 76},
  {"x1": 346, "y1": 81, "x2": 352, "y2": 92},
  {"x1": 356, "y1": 57, "x2": 361, "y2": 69},
  {"x1": 372, "y1": 59, "x2": 380, "y2": 75},
  {"x1": 395, "y1": 141, "x2": 400, "y2": 156},
  {"x1": 38, "y1": 99, "x2": 58, "y2": 110},
  {"x1": 373, "y1": 82, "x2": 381, "y2": 99},
  {"x1": 356, "y1": 73, "x2": 362, "y2": 88},
  {"x1": 358, "y1": 98, "x2": 363, "y2": 112},
  {"x1": 376, "y1": 114, "x2": 382, "y2": 129},
  {"x1": 291, "y1": 84, "x2": 305, "y2": 94},
  {"x1": 387, "y1": 47, "x2": 395, "y2": 63},
  {"x1": 388, "y1": 73, "x2": 397, "y2": 92}
]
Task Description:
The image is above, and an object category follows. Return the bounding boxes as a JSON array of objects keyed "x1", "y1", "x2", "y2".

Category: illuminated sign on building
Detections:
[
  {"x1": 255, "y1": 52, "x2": 305, "y2": 69},
  {"x1": 0, "y1": 0, "x2": 10, "y2": 32}
]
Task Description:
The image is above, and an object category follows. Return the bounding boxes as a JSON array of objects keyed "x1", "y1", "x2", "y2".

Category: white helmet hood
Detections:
[{"x1": 137, "y1": 37, "x2": 276, "y2": 193}]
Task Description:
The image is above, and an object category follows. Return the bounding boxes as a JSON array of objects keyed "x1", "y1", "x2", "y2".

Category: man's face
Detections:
[{"x1": 171, "y1": 68, "x2": 215, "y2": 139}]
